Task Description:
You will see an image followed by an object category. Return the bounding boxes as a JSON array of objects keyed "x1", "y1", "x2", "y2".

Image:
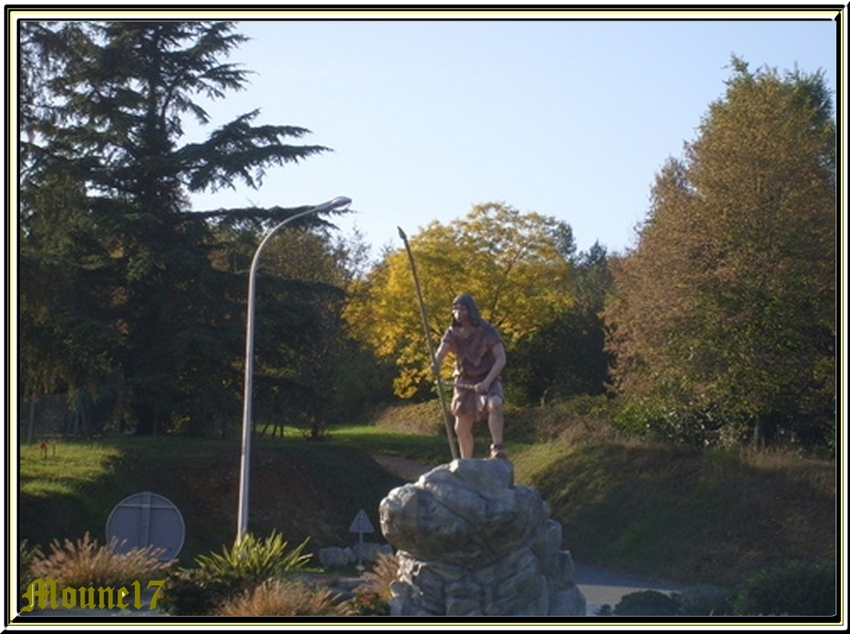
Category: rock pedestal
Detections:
[{"x1": 379, "y1": 459, "x2": 586, "y2": 616}]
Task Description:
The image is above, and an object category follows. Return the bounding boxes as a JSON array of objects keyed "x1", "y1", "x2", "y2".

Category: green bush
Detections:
[
  {"x1": 613, "y1": 589, "x2": 681, "y2": 616},
  {"x1": 733, "y1": 560, "x2": 835, "y2": 616},
  {"x1": 18, "y1": 540, "x2": 41, "y2": 598},
  {"x1": 159, "y1": 567, "x2": 239, "y2": 616},
  {"x1": 159, "y1": 531, "x2": 312, "y2": 616},
  {"x1": 344, "y1": 589, "x2": 391, "y2": 616},
  {"x1": 612, "y1": 399, "x2": 733, "y2": 448},
  {"x1": 194, "y1": 531, "x2": 311, "y2": 581},
  {"x1": 611, "y1": 399, "x2": 666, "y2": 440},
  {"x1": 678, "y1": 584, "x2": 733, "y2": 616},
  {"x1": 595, "y1": 604, "x2": 614, "y2": 616}
]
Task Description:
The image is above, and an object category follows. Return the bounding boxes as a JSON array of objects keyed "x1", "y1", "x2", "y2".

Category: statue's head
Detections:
[{"x1": 451, "y1": 293, "x2": 482, "y2": 327}]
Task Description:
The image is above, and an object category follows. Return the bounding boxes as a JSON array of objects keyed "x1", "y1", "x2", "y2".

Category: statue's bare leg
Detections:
[
  {"x1": 488, "y1": 396, "x2": 506, "y2": 458},
  {"x1": 455, "y1": 414, "x2": 476, "y2": 459}
]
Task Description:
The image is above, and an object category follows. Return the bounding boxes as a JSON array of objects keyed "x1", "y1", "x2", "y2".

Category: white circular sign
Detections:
[{"x1": 106, "y1": 491, "x2": 185, "y2": 561}]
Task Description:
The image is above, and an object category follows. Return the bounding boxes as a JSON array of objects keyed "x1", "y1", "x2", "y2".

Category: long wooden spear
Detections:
[{"x1": 397, "y1": 227, "x2": 459, "y2": 460}]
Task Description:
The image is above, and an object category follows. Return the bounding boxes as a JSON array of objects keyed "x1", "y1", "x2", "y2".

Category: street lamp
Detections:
[{"x1": 237, "y1": 196, "x2": 352, "y2": 543}]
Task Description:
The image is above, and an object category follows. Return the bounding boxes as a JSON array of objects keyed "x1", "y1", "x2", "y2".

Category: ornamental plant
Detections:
[
  {"x1": 29, "y1": 532, "x2": 171, "y2": 590},
  {"x1": 159, "y1": 530, "x2": 312, "y2": 616}
]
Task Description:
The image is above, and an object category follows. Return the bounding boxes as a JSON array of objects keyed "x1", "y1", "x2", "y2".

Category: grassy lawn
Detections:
[
  {"x1": 19, "y1": 441, "x2": 124, "y2": 497},
  {"x1": 324, "y1": 423, "x2": 453, "y2": 464},
  {"x1": 18, "y1": 432, "x2": 405, "y2": 565}
]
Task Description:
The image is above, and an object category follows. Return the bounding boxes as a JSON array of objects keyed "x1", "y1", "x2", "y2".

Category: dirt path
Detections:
[{"x1": 371, "y1": 454, "x2": 433, "y2": 481}]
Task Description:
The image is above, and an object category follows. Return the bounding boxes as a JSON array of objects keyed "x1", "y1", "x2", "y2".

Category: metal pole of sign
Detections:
[
  {"x1": 349, "y1": 509, "x2": 375, "y2": 571},
  {"x1": 397, "y1": 227, "x2": 459, "y2": 461},
  {"x1": 237, "y1": 197, "x2": 352, "y2": 544}
]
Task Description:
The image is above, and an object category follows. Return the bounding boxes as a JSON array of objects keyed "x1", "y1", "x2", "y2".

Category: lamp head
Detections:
[{"x1": 314, "y1": 196, "x2": 352, "y2": 213}]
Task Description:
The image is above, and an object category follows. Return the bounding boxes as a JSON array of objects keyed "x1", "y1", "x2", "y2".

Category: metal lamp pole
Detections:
[{"x1": 236, "y1": 196, "x2": 352, "y2": 543}]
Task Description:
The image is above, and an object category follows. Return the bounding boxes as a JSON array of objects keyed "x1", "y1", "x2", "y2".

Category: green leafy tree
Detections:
[
  {"x1": 509, "y1": 242, "x2": 614, "y2": 405},
  {"x1": 18, "y1": 21, "x2": 336, "y2": 435},
  {"x1": 605, "y1": 58, "x2": 836, "y2": 449},
  {"x1": 345, "y1": 202, "x2": 575, "y2": 398},
  {"x1": 246, "y1": 227, "x2": 386, "y2": 438}
]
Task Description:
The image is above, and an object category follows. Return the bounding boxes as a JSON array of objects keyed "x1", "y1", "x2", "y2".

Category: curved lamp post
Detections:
[{"x1": 237, "y1": 196, "x2": 352, "y2": 542}]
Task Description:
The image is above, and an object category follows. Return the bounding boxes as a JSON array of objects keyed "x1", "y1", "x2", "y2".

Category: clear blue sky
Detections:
[{"x1": 183, "y1": 11, "x2": 840, "y2": 258}]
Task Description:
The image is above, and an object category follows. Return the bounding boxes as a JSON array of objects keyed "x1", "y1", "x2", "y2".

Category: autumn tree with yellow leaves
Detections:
[{"x1": 345, "y1": 202, "x2": 576, "y2": 398}]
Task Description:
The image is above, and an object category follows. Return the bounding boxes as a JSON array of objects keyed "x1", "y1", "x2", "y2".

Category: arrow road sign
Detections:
[{"x1": 348, "y1": 509, "x2": 375, "y2": 570}]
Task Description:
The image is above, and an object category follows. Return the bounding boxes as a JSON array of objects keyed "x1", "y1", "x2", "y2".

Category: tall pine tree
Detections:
[{"x1": 19, "y1": 21, "x2": 335, "y2": 435}]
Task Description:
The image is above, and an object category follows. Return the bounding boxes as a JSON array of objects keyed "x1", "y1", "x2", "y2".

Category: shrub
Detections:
[
  {"x1": 19, "y1": 540, "x2": 42, "y2": 597},
  {"x1": 678, "y1": 584, "x2": 733, "y2": 616},
  {"x1": 194, "y1": 531, "x2": 311, "y2": 582},
  {"x1": 159, "y1": 530, "x2": 312, "y2": 616},
  {"x1": 612, "y1": 399, "x2": 733, "y2": 448},
  {"x1": 344, "y1": 552, "x2": 398, "y2": 615},
  {"x1": 159, "y1": 567, "x2": 239, "y2": 616},
  {"x1": 613, "y1": 589, "x2": 681, "y2": 616},
  {"x1": 733, "y1": 560, "x2": 835, "y2": 616},
  {"x1": 29, "y1": 532, "x2": 171, "y2": 590},
  {"x1": 215, "y1": 578, "x2": 346, "y2": 616},
  {"x1": 611, "y1": 399, "x2": 667, "y2": 441},
  {"x1": 345, "y1": 589, "x2": 390, "y2": 616},
  {"x1": 357, "y1": 552, "x2": 397, "y2": 600}
]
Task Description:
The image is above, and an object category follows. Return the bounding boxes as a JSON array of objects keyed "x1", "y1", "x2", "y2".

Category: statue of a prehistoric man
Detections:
[{"x1": 432, "y1": 294, "x2": 508, "y2": 459}]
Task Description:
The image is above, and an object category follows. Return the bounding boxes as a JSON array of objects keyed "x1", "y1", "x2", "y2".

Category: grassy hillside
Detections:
[
  {"x1": 19, "y1": 403, "x2": 837, "y2": 592},
  {"x1": 512, "y1": 439, "x2": 835, "y2": 587},
  {"x1": 19, "y1": 435, "x2": 404, "y2": 565},
  {"x1": 372, "y1": 400, "x2": 838, "y2": 589}
]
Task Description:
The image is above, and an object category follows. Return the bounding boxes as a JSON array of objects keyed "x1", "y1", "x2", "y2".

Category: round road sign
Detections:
[{"x1": 106, "y1": 491, "x2": 185, "y2": 561}]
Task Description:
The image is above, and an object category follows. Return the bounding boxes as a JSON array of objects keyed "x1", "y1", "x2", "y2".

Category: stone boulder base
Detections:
[
  {"x1": 318, "y1": 543, "x2": 393, "y2": 569},
  {"x1": 379, "y1": 459, "x2": 586, "y2": 616}
]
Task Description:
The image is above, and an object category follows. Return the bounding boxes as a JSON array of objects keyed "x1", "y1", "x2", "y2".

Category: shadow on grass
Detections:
[
  {"x1": 19, "y1": 435, "x2": 407, "y2": 568},
  {"x1": 526, "y1": 442, "x2": 835, "y2": 588}
]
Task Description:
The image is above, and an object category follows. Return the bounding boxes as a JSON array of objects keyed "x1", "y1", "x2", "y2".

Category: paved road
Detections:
[{"x1": 574, "y1": 561, "x2": 685, "y2": 616}]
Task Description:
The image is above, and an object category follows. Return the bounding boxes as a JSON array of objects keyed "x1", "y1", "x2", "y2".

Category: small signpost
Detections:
[{"x1": 348, "y1": 509, "x2": 375, "y2": 570}]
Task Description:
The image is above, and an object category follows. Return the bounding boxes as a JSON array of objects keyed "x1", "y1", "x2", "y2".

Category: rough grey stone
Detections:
[
  {"x1": 318, "y1": 542, "x2": 394, "y2": 569},
  {"x1": 379, "y1": 458, "x2": 586, "y2": 616},
  {"x1": 318, "y1": 546, "x2": 349, "y2": 569}
]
